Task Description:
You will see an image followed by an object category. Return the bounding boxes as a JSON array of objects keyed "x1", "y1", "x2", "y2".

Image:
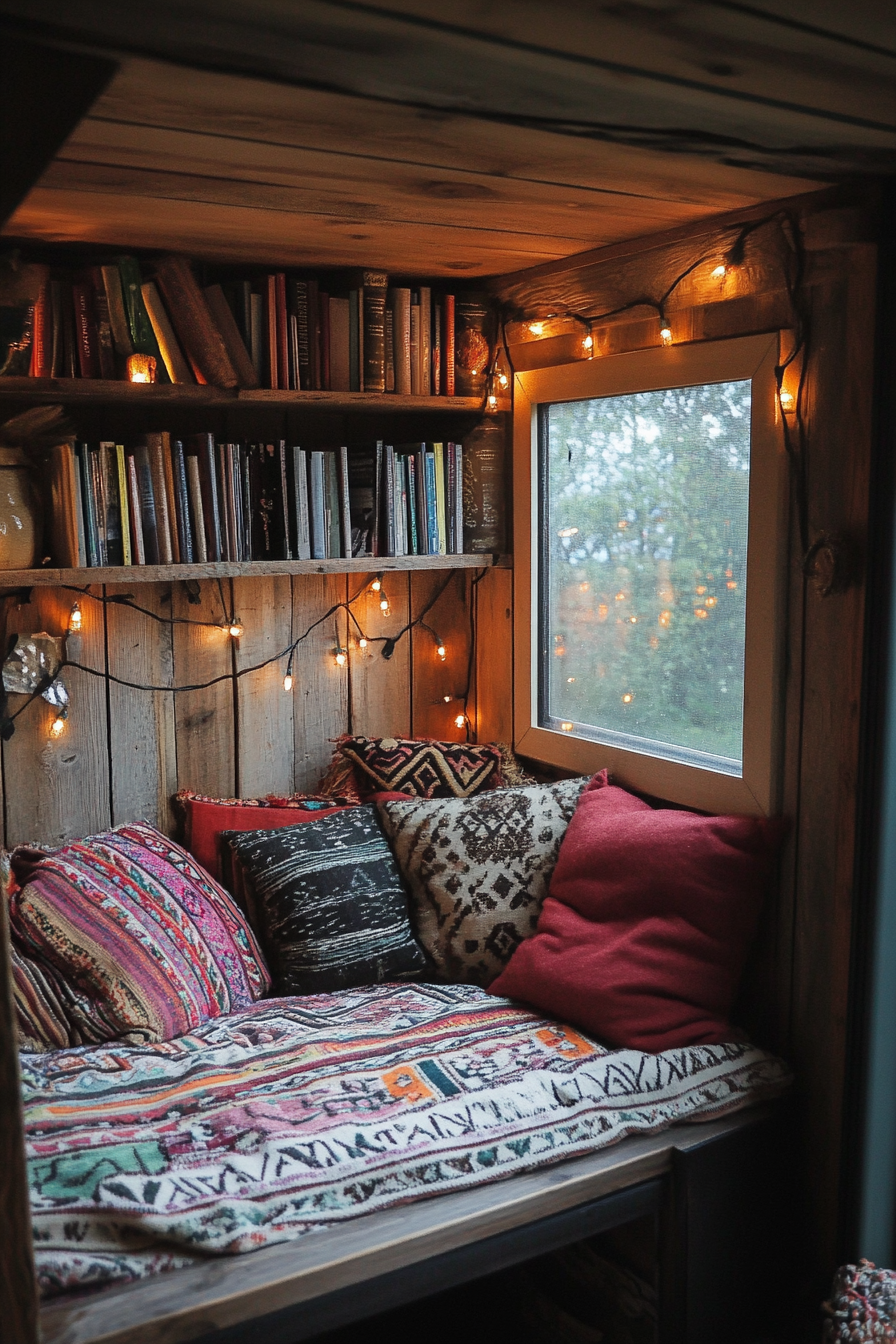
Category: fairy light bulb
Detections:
[
  {"x1": 660, "y1": 324, "x2": 673, "y2": 346},
  {"x1": 711, "y1": 264, "x2": 727, "y2": 280},
  {"x1": 49, "y1": 710, "x2": 67, "y2": 739},
  {"x1": 228, "y1": 619, "x2": 243, "y2": 639},
  {"x1": 560, "y1": 721, "x2": 574, "y2": 732},
  {"x1": 488, "y1": 394, "x2": 498, "y2": 410},
  {"x1": 583, "y1": 334, "x2": 594, "y2": 353},
  {"x1": 454, "y1": 713, "x2": 466, "y2": 729},
  {"x1": 283, "y1": 657, "x2": 294, "y2": 692},
  {"x1": 498, "y1": 372, "x2": 509, "y2": 388},
  {"x1": 371, "y1": 576, "x2": 382, "y2": 592},
  {"x1": 334, "y1": 647, "x2": 347, "y2": 667},
  {"x1": 379, "y1": 596, "x2": 390, "y2": 614},
  {"x1": 358, "y1": 638, "x2": 368, "y2": 650},
  {"x1": 443, "y1": 695, "x2": 452, "y2": 703},
  {"x1": 68, "y1": 602, "x2": 82, "y2": 633},
  {"x1": 528, "y1": 322, "x2": 544, "y2": 337},
  {"x1": 779, "y1": 388, "x2": 795, "y2": 413},
  {"x1": 436, "y1": 643, "x2": 447, "y2": 660}
]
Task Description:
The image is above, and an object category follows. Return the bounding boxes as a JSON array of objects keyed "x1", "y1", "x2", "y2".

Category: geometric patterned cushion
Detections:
[
  {"x1": 338, "y1": 737, "x2": 504, "y2": 799},
  {"x1": 8, "y1": 821, "x2": 271, "y2": 1044},
  {"x1": 823, "y1": 1260, "x2": 896, "y2": 1341},
  {"x1": 221, "y1": 806, "x2": 428, "y2": 996},
  {"x1": 377, "y1": 776, "x2": 590, "y2": 986}
]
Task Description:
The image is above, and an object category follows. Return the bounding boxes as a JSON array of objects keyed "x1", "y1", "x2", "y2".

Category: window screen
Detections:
[{"x1": 539, "y1": 380, "x2": 751, "y2": 776}]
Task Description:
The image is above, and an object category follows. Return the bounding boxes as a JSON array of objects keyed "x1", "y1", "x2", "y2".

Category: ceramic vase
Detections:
[{"x1": 0, "y1": 447, "x2": 41, "y2": 569}]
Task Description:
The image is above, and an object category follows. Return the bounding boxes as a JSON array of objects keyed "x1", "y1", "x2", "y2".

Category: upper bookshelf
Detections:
[{"x1": 0, "y1": 377, "x2": 510, "y2": 414}]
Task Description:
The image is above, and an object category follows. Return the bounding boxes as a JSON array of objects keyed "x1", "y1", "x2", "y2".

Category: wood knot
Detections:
[{"x1": 803, "y1": 533, "x2": 851, "y2": 596}]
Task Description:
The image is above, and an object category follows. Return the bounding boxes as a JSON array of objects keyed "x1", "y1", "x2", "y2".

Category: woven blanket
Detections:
[{"x1": 22, "y1": 983, "x2": 791, "y2": 1299}]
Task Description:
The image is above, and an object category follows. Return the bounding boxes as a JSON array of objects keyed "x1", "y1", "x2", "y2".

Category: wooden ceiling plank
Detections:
[
  {"x1": 3, "y1": 190, "x2": 570, "y2": 273},
  {"x1": 81, "y1": 58, "x2": 824, "y2": 209}
]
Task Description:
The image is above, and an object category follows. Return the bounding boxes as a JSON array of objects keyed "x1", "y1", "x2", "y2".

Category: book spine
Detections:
[
  {"x1": 391, "y1": 289, "x2": 412, "y2": 395},
  {"x1": 115, "y1": 444, "x2": 132, "y2": 566},
  {"x1": 249, "y1": 291, "x2": 264, "y2": 380},
  {"x1": 185, "y1": 455, "x2": 207, "y2": 562},
  {"x1": 276, "y1": 273, "x2": 289, "y2": 391},
  {"x1": 265, "y1": 275, "x2": 278, "y2": 390},
  {"x1": 142, "y1": 281, "x2": 194, "y2": 384},
  {"x1": 384, "y1": 307, "x2": 395, "y2": 394},
  {"x1": 73, "y1": 450, "x2": 87, "y2": 566},
  {"x1": 73, "y1": 280, "x2": 100, "y2": 379},
  {"x1": 325, "y1": 451, "x2": 341, "y2": 559},
  {"x1": 49, "y1": 280, "x2": 63, "y2": 378},
  {"x1": 202, "y1": 284, "x2": 260, "y2": 389},
  {"x1": 433, "y1": 441, "x2": 446, "y2": 555},
  {"x1": 77, "y1": 444, "x2": 99, "y2": 567},
  {"x1": 153, "y1": 255, "x2": 238, "y2": 388},
  {"x1": 348, "y1": 291, "x2": 361, "y2": 392},
  {"x1": 28, "y1": 266, "x2": 51, "y2": 378},
  {"x1": 160, "y1": 432, "x2": 180, "y2": 563},
  {"x1": 462, "y1": 419, "x2": 507, "y2": 553},
  {"x1": 147, "y1": 434, "x2": 174, "y2": 564},
  {"x1": 372, "y1": 440, "x2": 383, "y2": 557},
  {"x1": 432, "y1": 301, "x2": 441, "y2": 396},
  {"x1": 172, "y1": 441, "x2": 194, "y2": 564},
  {"x1": 309, "y1": 451, "x2": 326, "y2": 560},
  {"x1": 218, "y1": 442, "x2": 234, "y2": 562},
  {"x1": 241, "y1": 445, "x2": 252, "y2": 561},
  {"x1": 308, "y1": 280, "x2": 321, "y2": 390},
  {"x1": 445, "y1": 439, "x2": 456, "y2": 555},
  {"x1": 89, "y1": 446, "x2": 107, "y2": 563},
  {"x1": 294, "y1": 280, "x2": 310, "y2": 391},
  {"x1": 101, "y1": 264, "x2": 133, "y2": 362},
  {"x1": 91, "y1": 268, "x2": 116, "y2": 380},
  {"x1": 278, "y1": 440, "x2": 292, "y2": 560},
  {"x1": 418, "y1": 286, "x2": 431, "y2": 397},
  {"x1": 414, "y1": 447, "x2": 427, "y2": 558},
  {"x1": 294, "y1": 448, "x2": 311, "y2": 560},
  {"x1": 60, "y1": 282, "x2": 78, "y2": 378},
  {"x1": 134, "y1": 445, "x2": 160, "y2": 565},
  {"x1": 100, "y1": 441, "x2": 123, "y2": 564},
  {"x1": 454, "y1": 442, "x2": 464, "y2": 553},
  {"x1": 194, "y1": 433, "x2": 222, "y2": 562},
  {"x1": 47, "y1": 443, "x2": 79, "y2": 566},
  {"x1": 319, "y1": 290, "x2": 330, "y2": 391},
  {"x1": 362, "y1": 284, "x2": 387, "y2": 393},
  {"x1": 384, "y1": 445, "x2": 396, "y2": 558},
  {"x1": 442, "y1": 294, "x2": 455, "y2": 396},
  {"x1": 126, "y1": 454, "x2": 146, "y2": 565},
  {"x1": 329, "y1": 297, "x2": 350, "y2": 392},
  {"x1": 406, "y1": 454, "x2": 419, "y2": 556},
  {"x1": 289, "y1": 313, "x2": 300, "y2": 392},
  {"x1": 409, "y1": 298, "x2": 420, "y2": 396},
  {"x1": 338, "y1": 445, "x2": 352, "y2": 559},
  {"x1": 424, "y1": 450, "x2": 438, "y2": 554}
]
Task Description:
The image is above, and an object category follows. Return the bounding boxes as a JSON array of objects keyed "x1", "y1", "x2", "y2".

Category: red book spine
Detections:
[
  {"x1": 266, "y1": 274, "x2": 278, "y2": 390},
  {"x1": 28, "y1": 266, "x2": 51, "y2": 378},
  {"x1": 443, "y1": 294, "x2": 455, "y2": 397},
  {"x1": 72, "y1": 280, "x2": 99, "y2": 379},
  {"x1": 276, "y1": 272, "x2": 289, "y2": 391},
  {"x1": 319, "y1": 290, "x2": 330, "y2": 391}
]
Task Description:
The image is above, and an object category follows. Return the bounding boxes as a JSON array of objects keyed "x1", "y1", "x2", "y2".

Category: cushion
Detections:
[
  {"x1": 377, "y1": 775, "x2": 589, "y2": 985},
  {"x1": 338, "y1": 736, "x2": 504, "y2": 799},
  {"x1": 823, "y1": 1260, "x2": 896, "y2": 1341},
  {"x1": 8, "y1": 821, "x2": 271, "y2": 1044},
  {"x1": 174, "y1": 790, "x2": 353, "y2": 882},
  {"x1": 9, "y1": 939, "x2": 73, "y2": 1052},
  {"x1": 489, "y1": 772, "x2": 785, "y2": 1052},
  {"x1": 222, "y1": 806, "x2": 428, "y2": 995}
]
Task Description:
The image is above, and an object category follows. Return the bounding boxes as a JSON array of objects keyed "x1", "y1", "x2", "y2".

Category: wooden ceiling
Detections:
[{"x1": 1, "y1": 0, "x2": 894, "y2": 277}]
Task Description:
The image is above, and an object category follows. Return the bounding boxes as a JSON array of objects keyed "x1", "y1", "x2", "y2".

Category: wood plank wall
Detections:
[
  {"x1": 0, "y1": 566, "x2": 512, "y2": 847},
  {"x1": 492, "y1": 189, "x2": 879, "y2": 1292}
]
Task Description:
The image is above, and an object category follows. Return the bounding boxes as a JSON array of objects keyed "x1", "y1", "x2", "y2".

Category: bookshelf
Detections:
[
  {"x1": 0, "y1": 377, "x2": 510, "y2": 414},
  {"x1": 0, "y1": 553, "x2": 511, "y2": 587}
]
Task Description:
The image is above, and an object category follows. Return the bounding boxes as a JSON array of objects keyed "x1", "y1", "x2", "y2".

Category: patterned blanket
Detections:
[{"x1": 23, "y1": 983, "x2": 791, "y2": 1299}]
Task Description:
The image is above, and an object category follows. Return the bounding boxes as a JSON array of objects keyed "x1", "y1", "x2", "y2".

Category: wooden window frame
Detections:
[{"x1": 513, "y1": 333, "x2": 788, "y2": 816}]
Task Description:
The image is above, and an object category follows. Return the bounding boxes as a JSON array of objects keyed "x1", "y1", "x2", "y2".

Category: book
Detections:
[
  {"x1": 385, "y1": 306, "x2": 395, "y2": 393},
  {"x1": 442, "y1": 294, "x2": 455, "y2": 396},
  {"x1": 292, "y1": 447, "x2": 311, "y2": 560},
  {"x1": 172, "y1": 440, "x2": 194, "y2": 564},
  {"x1": 409, "y1": 298, "x2": 420, "y2": 396},
  {"x1": 319, "y1": 290, "x2": 330, "y2": 390},
  {"x1": 185, "y1": 454, "x2": 207, "y2": 562},
  {"x1": 88, "y1": 445, "x2": 108, "y2": 563},
  {"x1": 348, "y1": 290, "x2": 361, "y2": 392},
  {"x1": 309, "y1": 451, "x2": 326, "y2": 560},
  {"x1": 154, "y1": 255, "x2": 239, "y2": 388},
  {"x1": 126, "y1": 454, "x2": 146, "y2": 565},
  {"x1": 72, "y1": 453, "x2": 87, "y2": 566},
  {"x1": 292, "y1": 279, "x2": 310, "y2": 391},
  {"x1": 329, "y1": 297, "x2": 350, "y2": 392},
  {"x1": 72, "y1": 277, "x2": 100, "y2": 379},
  {"x1": 462, "y1": 418, "x2": 506, "y2": 553},
  {"x1": 147, "y1": 433, "x2": 174, "y2": 564},
  {"x1": 118, "y1": 257, "x2": 166, "y2": 373},
  {"x1": 338, "y1": 446, "x2": 352, "y2": 559},
  {"x1": 217, "y1": 441, "x2": 234, "y2": 561},
  {"x1": 424, "y1": 449, "x2": 438, "y2": 554},
  {"x1": 265, "y1": 274, "x2": 278, "y2": 389},
  {"x1": 452, "y1": 441, "x2": 464, "y2": 553},
  {"x1": 47, "y1": 442, "x2": 80, "y2": 566},
  {"x1": 90, "y1": 268, "x2": 116, "y2": 380},
  {"x1": 189, "y1": 432, "x2": 223, "y2": 561},
  {"x1": 202, "y1": 284, "x2": 259, "y2": 389},
  {"x1": 59, "y1": 281, "x2": 78, "y2": 378},
  {"x1": 277, "y1": 441, "x2": 292, "y2": 560},
  {"x1": 76, "y1": 443, "x2": 99, "y2": 567},
  {"x1": 307, "y1": 279, "x2": 321, "y2": 389},
  {"x1": 390, "y1": 288, "x2": 412, "y2": 395},
  {"x1": 249, "y1": 291, "x2": 264, "y2": 380},
  {"x1": 142, "y1": 280, "x2": 194, "y2": 384},
  {"x1": 405, "y1": 453, "x2": 419, "y2": 556},
  {"x1": 346, "y1": 445, "x2": 376, "y2": 556},
  {"x1": 49, "y1": 280, "x2": 64, "y2": 377},
  {"x1": 99, "y1": 441, "x2": 124, "y2": 565},
  {"x1": 114, "y1": 444, "x2": 132, "y2": 566},
  {"x1": 324, "y1": 451, "x2": 341, "y2": 558},
  {"x1": 276, "y1": 273, "x2": 289, "y2": 391},
  {"x1": 28, "y1": 265, "x2": 51, "y2": 378},
  {"x1": 348, "y1": 270, "x2": 388, "y2": 394},
  {"x1": 132, "y1": 443, "x2": 159, "y2": 564},
  {"x1": 418, "y1": 286, "x2": 431, "y2": 397},
  {"x1": 160, "y1": 432, "x2": 181, "y2": 563},
  {"x1": 433, "y1": 441, "x2": 447, "y2": 555},
  {"x1": 432, "y1": 301, "x2": 441, "y2": 395},
  {"x1": 100, "y1": 264, "x2": 133, "y2": 361}
]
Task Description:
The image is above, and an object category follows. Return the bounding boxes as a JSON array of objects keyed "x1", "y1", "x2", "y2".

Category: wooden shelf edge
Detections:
[
  {"x1": 0, "y1": 378, "x2": 510, "y2": 414},
  {"x1": 0, "y1": 555, "x2": 512, "y2": 587}
]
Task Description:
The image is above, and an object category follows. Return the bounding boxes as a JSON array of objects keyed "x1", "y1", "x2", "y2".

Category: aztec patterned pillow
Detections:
[
  {"x1": 337, "y1": 736, "x2": 504, "y2": 799},
  {"x1": 378, "y1": 775, "x2": 590, "y2": 986},
  {"x1": 8, "y1": 821, "x2": 271, "y2": 1044},
  {"x1": 222, "y1": 807, "x2": 428, "y2": 995}
]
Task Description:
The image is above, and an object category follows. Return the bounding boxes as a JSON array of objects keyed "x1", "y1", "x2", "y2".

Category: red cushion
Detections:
[
  {"x1": 180, "y1": 797, "x2": 348, "y2": 880},
  {"x1": 488, "y1": 771, "x2": 785, "y2": 1052}
]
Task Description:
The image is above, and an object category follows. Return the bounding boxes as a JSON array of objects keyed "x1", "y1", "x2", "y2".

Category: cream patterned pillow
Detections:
[{"x1": 378, "y1": 776, "x2": 589, "y2": 986}]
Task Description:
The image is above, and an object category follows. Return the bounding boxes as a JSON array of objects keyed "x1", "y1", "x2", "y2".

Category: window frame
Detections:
[{"x1": 513, "y1": 333, "x2": 787, "y2": 816}]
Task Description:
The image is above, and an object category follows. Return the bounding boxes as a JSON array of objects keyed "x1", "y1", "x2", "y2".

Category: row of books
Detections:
[
  {"x1": 20, "y1": 254, "x2": 493, "y2": 397},
  {"x1": 47, "y1": 435, "x2": 471, "y2": 569}
]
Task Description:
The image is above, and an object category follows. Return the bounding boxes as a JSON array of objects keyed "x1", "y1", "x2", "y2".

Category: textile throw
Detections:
[
  {"x1": 23, "y1": 983, "x2": 791, "y2": 1299},
  {"x1": 378, "y1": 776, "x2": 589, "y2": 984}
]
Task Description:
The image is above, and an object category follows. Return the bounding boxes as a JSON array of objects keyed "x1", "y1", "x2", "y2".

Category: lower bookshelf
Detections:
[{"x1": 0, "y1": 553, "x2": 511, "y2": 587}]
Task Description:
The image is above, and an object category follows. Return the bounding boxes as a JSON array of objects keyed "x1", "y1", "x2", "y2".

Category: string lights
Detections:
[
  {"x1": 49, "y1": 708, "x2": 67, "y2": 739},
  {"x1": 67, "y1": 602, "x2": 82, "y2": 634}
]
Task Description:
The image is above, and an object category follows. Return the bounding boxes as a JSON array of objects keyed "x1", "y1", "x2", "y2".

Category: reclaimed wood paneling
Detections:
[
  {"x1": 1, "y1": 586, "x2": 111, "y2": 847},
  {"x1": 349, "y1": 573, "x2": 412, "y2": 741},
  {"x1": 105, "y1": 581, "x2": 177, "y2": 833},
  {"x1": 171, "y1": 578, "x2": 235, "y2": 800},
  {"x1": 410, "y1": 570, "x2": 471, "y2": 741},
  {"x1": 234, "y1": 574, "x2": 294, "y2": 799},
  {"x1": 292, "y1": 574, "x2": 349, "y2": 793},
  {"x1": 474, "y1": 566, "x2": 513, "y2": 743}
]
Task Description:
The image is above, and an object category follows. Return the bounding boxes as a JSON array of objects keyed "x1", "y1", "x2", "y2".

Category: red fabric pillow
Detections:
[
  {"x1": 177, "y1": 794, "x2": 350, "y2": 881},
  {"x1": 489, "y1": 772, "x2": 785, "y2": 1052}
]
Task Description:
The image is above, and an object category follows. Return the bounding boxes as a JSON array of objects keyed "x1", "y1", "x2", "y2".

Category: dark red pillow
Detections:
[
  {"x1": 488, "y1": 772, "x2": 785, "y2": 1052},
  {"x1": 176, "y1": 793, "x2": 351, "y2": 881}
]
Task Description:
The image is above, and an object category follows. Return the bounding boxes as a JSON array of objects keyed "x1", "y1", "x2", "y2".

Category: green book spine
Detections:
[{"x1": 117, "y1": 256, "x2": 168, "y2": 379}]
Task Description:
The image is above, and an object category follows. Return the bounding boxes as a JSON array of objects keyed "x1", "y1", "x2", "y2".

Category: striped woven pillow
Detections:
[
  {"x1": 9, "y1": 940, "x2": 72, "y2": 1052},
  {"x1": 8, "y1": 821, "x2": 271, "y2": 1044}
]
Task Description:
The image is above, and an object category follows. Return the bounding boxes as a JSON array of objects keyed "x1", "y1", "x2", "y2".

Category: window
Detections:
[{"x1": 513, "y1": 335, "x2": 785, "y2": 814}]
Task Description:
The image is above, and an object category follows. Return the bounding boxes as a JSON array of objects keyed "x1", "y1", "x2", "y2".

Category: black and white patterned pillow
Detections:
[
  {"x1": 377, "y1": 776, "x2": 589, "y2": 987},
  {"x1": 221, "y1": 808, "x2": 427, "y2": 995}
]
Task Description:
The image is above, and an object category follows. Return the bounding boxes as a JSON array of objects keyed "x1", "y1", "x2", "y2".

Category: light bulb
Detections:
[
  {"x1": 557, "y1": 526, "x2": 578, "y2": 538},
  {"x1": 335, "y1": 649, "x2": 347, "y2": 667},
  {"x1": 371, "y1": 576, "x2": 382, "y2": 592},
  {"x1": 379, "y1": 597, "x2": 390, "y2": 614},
  {"x1": 49, "y1": 712, "x2": 66, "y2": 739},
  {"x1": 582, "y1": 335, "x2": 594, "y2": 351},
  {"x1": 436, "y1": 644, "x2": 447, "y2": 660},
  {"x1": 443, "y1": 695, "x2": 452, "y2": 703},
  {"x1": 283, "y1": 672, "x2": 293, "y2": 692},
  {"x1": 779, "y1": 388, "x2": 795, "y2": 412},
  {"x1": 454, "y1": 714, "x2": 466, "y2": 729},
  {"x1": 68, "y1": 602, "x2": 82, "y2": 633},
  {"x1": 560, "y1": 721, "x2": 574, "y2": 732},
  {"x1": 621, "y1": 692, "x2": 633, "y2": 704},
  {"x1": 660, "y1": 325, "x2": 673, "y2": 346},
  {"x1": 228, "y1": 620, "x2": 243, "y2": 639},
  {"x1": 488, "y1": 394, "x2": 497, "y2": 410},
  {"x1": 358, "y1": 638, "x2": 368, "y2": 650},
  {"x1": 711, "y1": 264, "x2": 727, "y2": 280},
  {"x1": 528, "y1": 322, "x2": 544, "y2": 337},
  {"x1": 498, "y1": 372, "x2": 509, "y2": 388}
]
